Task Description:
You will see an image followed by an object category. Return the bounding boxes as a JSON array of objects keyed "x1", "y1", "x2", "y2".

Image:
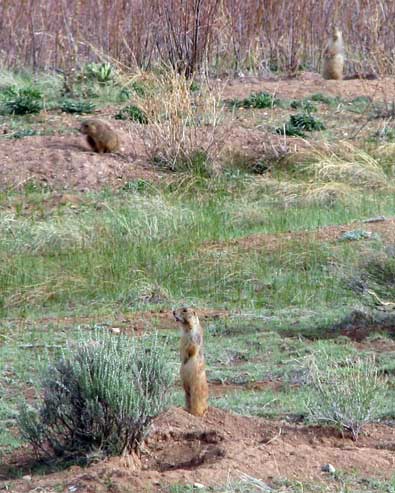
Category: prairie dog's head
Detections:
[
  {"x1": 80, "y1": 119, "x2": 97, "y2": 135},
  {"x1": 173, "y1": 307, "x2": 199, "y2": 331}
]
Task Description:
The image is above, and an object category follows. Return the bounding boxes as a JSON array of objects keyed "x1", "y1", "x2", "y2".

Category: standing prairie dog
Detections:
[
  {"x1": 323, "y1": 27, "x2": 344, "y2": 80},
  {"x1": 173, "y1": 307, "x2": 208, "y2": 417},
  {"x1": 80, "y1": 119, "x2": 120, "y2": 153}
]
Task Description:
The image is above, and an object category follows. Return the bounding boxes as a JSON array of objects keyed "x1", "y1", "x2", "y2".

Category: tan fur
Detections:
[
  {"x1": 323, "y1": 28, "x2": 344, "y2": 80},
  {"x1": 173, "y1": 307, "x2": 208, "y2": 417},
  {"x1": 80, "y1": 119, "x2": 120, "y2": 153}
]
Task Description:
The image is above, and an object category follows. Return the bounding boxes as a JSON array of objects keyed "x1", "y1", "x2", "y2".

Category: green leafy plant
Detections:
[
  {"x1": 12, "y1": 128, "x2": 38, "y2": 139},
  {"x1": 115, "y1": 104, "x2": 148, "y2": 123},
  {"x1": 290, "y1": 113, "x2": 325, "y2": 131},
  {"x1": 290, "y1": 99, "x2": 317, "y2": 112},
  {"x1": 305, "y1": 353, "x2": 386, "y2": 440},
  {"x1": 229, "y1": 91, "x2": 280, "y2": 109},
  {"x1": 84, "y1": 62, "x2": 116, "y2": 83},
  {"x1": 17, "y1": 331, "x2": 173, "y2": 460},
  {"x1": 2, "y1": 86, "x2": 42, "y2": 115},
  {"x1": 276, "y1": 112, "x2": 325, "y2": 137},
  {"x1": 310, "y1": 93, "x2": 342, "y2": 106},
  {"x1": 60, "y1": 99, "x2": 96, "y2": 114}
]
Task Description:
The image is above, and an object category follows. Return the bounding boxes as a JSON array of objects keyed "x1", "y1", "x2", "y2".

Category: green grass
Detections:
[
  {"x1": 1, "y1": 70, "x2": 395, "y2": 487},
  {"x1": 1, "y1": 177, "x2": 395, "y2": 318}
]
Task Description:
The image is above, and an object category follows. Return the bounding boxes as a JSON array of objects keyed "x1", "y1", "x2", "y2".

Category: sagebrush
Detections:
[
  {"x1": 17, "y1": 331, "x2": 173, "y2": 460},
  {"x1": 305, "y1": 353, "x2": 386, "y2": 440}
]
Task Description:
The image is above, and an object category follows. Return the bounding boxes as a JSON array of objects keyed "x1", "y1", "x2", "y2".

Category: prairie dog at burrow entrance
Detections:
[
  {"x1": 323, "y1": 27, "x2": 344, "y2": 80},
  {"x1": 173, "y1": 307, "x2": 209, "y2": 417},
  {"x1": 80, "y1": 119, "x2": 120, "y2": 153}
]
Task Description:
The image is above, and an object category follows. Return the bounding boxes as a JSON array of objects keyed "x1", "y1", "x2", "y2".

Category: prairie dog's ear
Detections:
[{"x1": 192, "y1": 309, "x2": 197, "y2": 316}]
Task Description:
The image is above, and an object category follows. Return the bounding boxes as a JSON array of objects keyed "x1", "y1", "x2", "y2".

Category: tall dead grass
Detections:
[
  {"x1": 294, "y1": 142, "x2": 391, "y2": 190},
  {"x1": 134, "y1": 70, "x2": 226, "y2": 173},
  {"x1": 2, "y1": 1, "x2": 395, "y2": 75}
]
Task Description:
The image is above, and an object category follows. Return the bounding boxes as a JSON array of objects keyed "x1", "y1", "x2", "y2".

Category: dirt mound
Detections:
[
  {"x1": 0, "y1": 132, "x2": 164, "y2": 191},
  {"x1": 222, "y1": 75, "x2": 394, "y2": 102},
  {"x1": 3, "y1": 407, "x2": 395, "y2": 492},
  {"x1": 206, "y1": 217, "x2": 395, "y2": 254}
]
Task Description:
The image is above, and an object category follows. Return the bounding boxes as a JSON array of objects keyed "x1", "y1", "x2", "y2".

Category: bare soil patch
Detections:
[
  {"x1": 0, "y1": 131, "x2": 165, "y2": 191},
  {"x1": 2, "y1": 407, "x2": 395, "y2": 492},
  {"x1": 206, "y1": 217, "x2": 395, "y2": 253},
  {"x1": 1, "y1": 75, "x2": 393, "y2": 191},
  {"x1": 222, "y1": 74, "x2": 395, "y2": 102}
]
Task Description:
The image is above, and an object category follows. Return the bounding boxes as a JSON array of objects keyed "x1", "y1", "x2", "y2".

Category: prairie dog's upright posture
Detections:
[
  {"x1": 323, "y1": 28, "x2": 344, "y2": 80},
  {"x1": 173, "y1": 307, "x2": 208, "y2": 417},
  {"x1": 80, "y1": 119, "x2": 120, "y2": 153}
]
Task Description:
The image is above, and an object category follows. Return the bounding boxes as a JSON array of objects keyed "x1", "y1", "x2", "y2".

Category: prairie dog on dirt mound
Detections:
[
  {"x1": 80, "y1": 119, "x2": 120, "y2": 153},
  {"x1": 323, "y1": 27, "x2": 344, "y2": 80},
  {"x1": 173, "y1": 307, "x2": 209, "y2": 417}
]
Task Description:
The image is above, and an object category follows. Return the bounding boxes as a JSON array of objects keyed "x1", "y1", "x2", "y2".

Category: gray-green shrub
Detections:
[
  {"x1": 17, "y1": 330, "x2": 173, "y2": 460},
  {"x1": 305, "y1": 353, "x2": 386, "y2": 440}
]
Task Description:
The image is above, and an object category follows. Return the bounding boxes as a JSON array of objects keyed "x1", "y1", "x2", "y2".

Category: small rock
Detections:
[
  {"x1": 193, "y1": 484, "x2": 205, "y2": 490},
  {"x1": 338, "y1": 229, "x2": 376, "y2": 241},
  {"x1": 362, "y1": 216, "x2": 386, "y2": 223},
  {"x1": 110, "y1": 327, "x2": 121, "y2": 334},
  {"x1": 321, "y1": 463, "x2": 336, "y2": 474},
  {"x1": 68, "y1": 486, "x2": 78, "y2": 492},
  {"x1": 22, "y1": 475, "x2": 32, "y2": 481}
]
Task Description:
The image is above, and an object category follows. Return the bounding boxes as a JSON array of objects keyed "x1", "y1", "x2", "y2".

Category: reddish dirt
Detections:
[
  {"x1": 0, "y1": 131, "x2": 165, "y2": 192},
  {"x1": 222, "y1": 73, "x2": 395, "y2": 102},
  {"x1": 205, "y1": 217, "x2": 395, "y2": 253},
  {"x1": 0, "y1": 75, "x2": 393, "y2": 191},
  {"x1": 2, "y1": 407, "x2": 395, "y2": 492},
  {"x1": 4, "y1": 308, "x2": 229, "y2": 336}
]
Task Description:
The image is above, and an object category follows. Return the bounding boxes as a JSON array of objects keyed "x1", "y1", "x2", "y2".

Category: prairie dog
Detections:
[
  {"x1": 173, "y1": 307, "x2": 208, "y2": 417},
  {"x1": 80, "y1": 119, "x2": 120, "y2": 153},
  {"x1": 323, "y1": 27, "x2": 344, "y2": 80}
]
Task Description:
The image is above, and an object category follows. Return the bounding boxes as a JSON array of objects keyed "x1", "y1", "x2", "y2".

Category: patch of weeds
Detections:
[
  {"x1": 153, "y1": 148, "x2": 212, "y2": 176},
  {"x1": 338, "y1": 229, "x2": 379, "y2": 241},
  {"x1": 189, "y1": 80, "x2": 200, "y2": 92},
  {"x1": 346, "y1": 95, "x2": 372, "y2": 114},
  {"x1": 305, "y1": 353, "x2": 387, "y2": 440},
  {"x1": 290, "y1": 99, "x2": 317, "y2": 112},
  {"x1": 60, "y1": 99, "x2": 96, "y2": 114},
  {"x1": 228, "y1": 91, "x2": 281, "y2": 109},
  {"x1": 374, "y1": 126, "x2": 395, "y2": 142},
  {"x1": 10, "y1": 128, "x2": 38, "y2": 139},
  {"x1": 115, "y1": 104, "x2": 148, "y2": 123},
  {"x1": 358, "y1": 251, "x2": 395, "y2": 299},
  {"x1": 372, "y1": 101, "x2": 395, "y2": 120},
  {"x1": 84, "y1": 62, "x2": 116, "y2": 84},
  {"x1": 1, "y1": 86, "x2": 42, "y2": 115},
  {"x1": 310, "y1": 93, "x2": 342, "y2": 106},
  {"x1": 276, "y1": 112, "x2": 325, "y2": 137},
  {"x1": 17, "y1": 330, "x2": 173, "y2": 461},
  {"x1": 122, "y1": 179, "x2": 155, "y2": 193}
]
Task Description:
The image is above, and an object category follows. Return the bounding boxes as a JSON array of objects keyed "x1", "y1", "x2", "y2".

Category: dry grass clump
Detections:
[
  {"x1": 133, "y1": 70, "x2": 226, "y2": 174},
  {"x1": 302, "y1": 182, "x2": 356, "y2": 207},
  {"x1": 305, "y1": 353, "x2": 387, "y2": 440},
  {"x1": 246, "y1": 177, "x2": 354, "y2": 208},
  {"x1": 294, "y1": 142, "x2": 390, "y2": 190}
]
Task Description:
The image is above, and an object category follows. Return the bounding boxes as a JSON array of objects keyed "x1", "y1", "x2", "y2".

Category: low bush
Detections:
[
  {"x1": 276, "y1": 113, "x2": 325, "y2": 137},
  {"x1": 115, "y1": 104, "x2": 148, "y2": 123},
  {"x1": 84, "y1": 62, "x2": 116, "y2": 84},
  {"x1": 305, "y1": 353, "x2": 386, "y2": 440},
  {"x1": 2, "y1": 86, "x2": 42, "y2": 115},
  {"x1": 17, "y1": 331, "x2": 173, "y2": 460},
  {"x1": 229, "y1": 91, "x2": 280, "y2": 109},
  {"x1": 60, "y1": 99, "x2": 96, "y2": 114}
]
